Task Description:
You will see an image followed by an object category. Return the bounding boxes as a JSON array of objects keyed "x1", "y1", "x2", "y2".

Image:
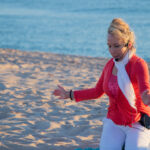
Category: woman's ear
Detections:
[{"x1": 128, "y1": 41, "x2": 132, "y2": 49}]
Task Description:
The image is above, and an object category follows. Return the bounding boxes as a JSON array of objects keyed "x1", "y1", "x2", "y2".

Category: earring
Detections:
[{"x1": 128, "y1": 42, "x2": 132, "y2": 49}]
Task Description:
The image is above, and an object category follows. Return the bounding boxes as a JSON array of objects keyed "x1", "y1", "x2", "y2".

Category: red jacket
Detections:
[{"x1": 74, "y1": 55, "x2": 150, "y2": 126}]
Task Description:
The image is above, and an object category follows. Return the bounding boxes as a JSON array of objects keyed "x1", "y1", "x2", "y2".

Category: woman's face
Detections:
[{"x1": 107, "y1": 34, "x2": 128, "y2": 61}]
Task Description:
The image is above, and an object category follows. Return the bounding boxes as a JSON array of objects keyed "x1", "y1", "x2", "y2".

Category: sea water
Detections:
[{"x1": 0, "y1": 0, "x2": 150, "y2": 61}]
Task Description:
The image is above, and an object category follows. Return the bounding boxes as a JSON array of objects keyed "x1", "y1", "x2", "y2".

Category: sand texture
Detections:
[{"x1": 0, "y1": 49, "x2": 149, "y2": 150}]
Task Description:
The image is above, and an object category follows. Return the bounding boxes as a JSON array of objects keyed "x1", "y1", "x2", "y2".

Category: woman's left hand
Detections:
[{"x1": 142, "y1": 89, "x2": 150, "y2": 105}]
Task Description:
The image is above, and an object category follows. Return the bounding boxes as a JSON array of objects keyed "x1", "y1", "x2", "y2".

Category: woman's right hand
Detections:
[{"x1": 52, "y1": 85, "x2": 70, "y2": 99}]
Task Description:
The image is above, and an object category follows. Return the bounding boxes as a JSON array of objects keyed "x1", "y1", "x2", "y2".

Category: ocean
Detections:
[{"x1": 0, "y1": 0, "x2": 150, "y2": 61}]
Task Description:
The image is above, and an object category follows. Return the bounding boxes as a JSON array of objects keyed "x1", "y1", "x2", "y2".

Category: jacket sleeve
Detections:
[
  {"x1": 135, "y1": 58, "x2": 150, "y2": 94},
  {"x1": 74, "y1": 69, "x2": 105, "y2": 102}
]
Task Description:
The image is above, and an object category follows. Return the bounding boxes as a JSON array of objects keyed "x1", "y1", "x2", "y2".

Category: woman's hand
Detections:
[
  {"x1": 141, "y1": 89, "x2": 150, "y2": 105},
  {"x1": 53, "y1": 85, "x2": 70, "y2": 99}
]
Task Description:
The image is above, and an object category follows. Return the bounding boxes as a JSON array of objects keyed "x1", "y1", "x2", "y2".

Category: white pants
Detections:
[{"x1": 100, "y1": 118, "x2": 150, "y2": 150}]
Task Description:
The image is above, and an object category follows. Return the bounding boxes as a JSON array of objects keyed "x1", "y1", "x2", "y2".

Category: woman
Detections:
[{"x1": 53, "y1": 18, "x2": 150, "y2": 150}]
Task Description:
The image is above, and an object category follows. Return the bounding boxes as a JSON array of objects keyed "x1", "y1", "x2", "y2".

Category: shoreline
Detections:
[
  {"x1": 0, "y1": 48, "x2": 110, "y2": 60},
  {"x1": 1, "y1": 48, "x2": 149, "y2": 63}
]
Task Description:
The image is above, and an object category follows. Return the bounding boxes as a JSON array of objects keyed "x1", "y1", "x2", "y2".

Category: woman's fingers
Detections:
[
  {"x1": 53, "y1": 85, "x2": 68, "y2": 99},
  {"x1": 53, "y1": 89, "x2": 60, "y2": 96},
  {"x1": 142, "y1": 89, "x2": 150, "y2": 105},
  {"x1": 142, "y1": 90, "x2": 150, "y2": 99},
  {"x1": 57, "y1": 85, "x2": 64, "y2": 90},
  {"x1": 143, "y1": 89, "x2": 149, "y2": 95}
]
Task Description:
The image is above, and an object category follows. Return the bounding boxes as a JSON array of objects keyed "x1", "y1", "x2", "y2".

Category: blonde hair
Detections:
[{"x1": 108, "y1": 18, "x2": 136, "y2": 52}]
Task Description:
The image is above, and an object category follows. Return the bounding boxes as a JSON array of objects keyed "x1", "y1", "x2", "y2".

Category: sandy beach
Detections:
[{"x1": 0, "y1": 49, "x2": 149, "y2": 150}]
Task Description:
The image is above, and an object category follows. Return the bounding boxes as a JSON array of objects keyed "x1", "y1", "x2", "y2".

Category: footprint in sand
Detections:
[
  {"x1": 31, "y1": 120, "x2": 50, "y2": 130},
  {"x1": 0, "y1": 106, "x2": 12, "y2": 119},
  {"x1": 0, "y1": 82, "x2": 6, "y2": 91}
]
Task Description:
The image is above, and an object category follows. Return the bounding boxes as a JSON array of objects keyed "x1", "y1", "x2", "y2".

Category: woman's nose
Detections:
[{"x1": 109, "y1": 47, "x2": 116, "y2": 53}]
